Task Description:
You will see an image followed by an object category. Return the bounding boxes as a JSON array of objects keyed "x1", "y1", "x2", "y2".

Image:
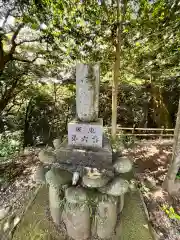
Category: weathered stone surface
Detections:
[
  {"x1": 113, "y1": 156, "x2": 132, "y2": 173},
  {"x1": 65, "y1": 187, "x2": 87, "y2": 204},
  {"x1": 72, "y1": 171, "x2": 80, "y2": 185},
  {"x1": 33, "y1": 165, "x2": 46, "y2": 184},
  {"x1": 76, "y1": 63, "x2": 100, "y2": 122},
  {"x1": 68, "y1": 118, "x2": 103, "y2": 148},
  {"x1": 119, "y1": 194, "x2": 125, "y2": 213},
  {"x1": 129, "y1": 179, "x2": 137, "y2": 192},
  {"x1": 99, "y1": 177, "x2": 129, "y2": 196},
  {"x1": 55, "y1": 136, "x2": 112, "y2": 169},
  {"x1": 38, "y1": 150, "x2": 56, "y2": 164},
  {"x1": 0, "y1": 206, "x2": 10, "y2": 220},
  {"x1": 82, "y1": 174, "x2": 110, "y2": 188},
  {"x1": 63, "y1": 203, "x2": 90, "y2": 240},
  {"x1": 49, "y1": 185, "x2": 64, "y2": 225},
  {"x1": 53, "y1": 138, "x2": 62, "y2": 149},
  {"x1": 96, "y1": 196, "x2": 117, "y2": 239},
  {"x1": 45, "y1": 167, "x2": 72, "y2": 187}
]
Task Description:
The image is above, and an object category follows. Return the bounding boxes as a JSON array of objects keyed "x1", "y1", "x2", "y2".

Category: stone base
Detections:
[
  {"x1": 55, "y1": 136, "x2": 112, "y2": 169},
  {"x1": 68, "y1": 118, "x2": 103, "y2": 148}
]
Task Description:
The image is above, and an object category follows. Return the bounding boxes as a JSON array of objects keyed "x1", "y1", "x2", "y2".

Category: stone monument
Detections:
[
  {"x1": 56, "y1": 63, "x2": 112, "y2": 170},
  {"x1": 37, "y1": 63, "x2": 133, "y2": 240}
]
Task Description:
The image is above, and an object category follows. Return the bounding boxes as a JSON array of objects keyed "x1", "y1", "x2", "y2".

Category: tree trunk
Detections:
[
  {"x1": 163, "y1": 97, "x2": 180, "y2": 193},
  {"x1": 23, "y1": 98, "x2": 33, "y2": 148},
  {"x1": 111, "y1": 0, "x2": 121, "y2": 141}
]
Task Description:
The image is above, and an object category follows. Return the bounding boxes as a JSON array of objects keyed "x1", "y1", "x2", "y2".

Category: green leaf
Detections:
[
  {"x1": 136, "y1": 42, "x2": 141, "y2": 47},
  {"x1": 96, "y1": 19, "x2": 101, "y2": 25},
  {"x1": 31, "y1": 23, "x2": 39, "y2": 30}
]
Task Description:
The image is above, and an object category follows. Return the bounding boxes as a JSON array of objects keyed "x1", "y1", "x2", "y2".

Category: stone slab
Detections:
[
  {"x1": 68, "y1": 118, "x2": 103, "y2": 148},
  {"x1": 55, "y1": 136, "x2": 112, "y2": 169}
]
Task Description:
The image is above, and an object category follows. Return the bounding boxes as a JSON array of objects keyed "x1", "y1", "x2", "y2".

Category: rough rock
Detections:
[
  {"x1": 53, "y1": 138, "x2": 62, "y2": 149},
  {"x1": 49, "y1": 185, "x2": 64, "y2": 225},
  {"x1": 129, "y1": 179, "x2": 137, "y2": 192},
  {"x1": 72, "y1": 172, "x2": 80, "y2": 185},
  {"x1": 99, "y1": 177, "x2": 129, "y2": 196},
  {"x1": 38, "y1": 150, "x2": 56, "y2": 164},
  {"x1": 3, "y1": 221, "x2": 10, "y2": 232},
  {"x1": 45, "y1": 167, "x2": 72, "y2": 187},
  {"x1": 0, "y1": 206, "x2": 10, "y2": 220},
  {"x1": 113, "y1": 156, "x2": 132, "y2": 173},
  {"x1": 96, "y1": 196, "x2": 117, "y2": 239},
  {"x1": 119, "y1": 194, "x2": 125, "y2": 213},
  {"x1": 82, "y1": 174, "x2": 110, "y2": 188},
  {"x1": 65, "y1": 187, "x2": 87, "y2": 204},
  {"x1": 63, "y1": 203, "x2": 90, "y2": 240},
  {"x1": 33, "y1": 165, "x2": 46, "y2": 184}
]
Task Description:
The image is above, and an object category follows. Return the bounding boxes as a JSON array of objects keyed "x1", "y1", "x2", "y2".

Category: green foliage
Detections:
[
  {"x1": 0, "y1": 0, "x2": 180, "y2": 149},
  {"x1": 0, "y1": 131, "x2": 21, "y2": 159},
  {"x1": 162, "y1": 205, "x2": 180, "y2": 221}
]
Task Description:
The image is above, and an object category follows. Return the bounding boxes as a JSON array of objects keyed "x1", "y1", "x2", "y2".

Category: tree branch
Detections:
[
  {"x1": 16, "y1": 37, "x2": 42, "y2": 46},
  {"x1": 9, "y1": 23, "x2": 24, "y2": 54},
  {"x1": 101, "y1": 0, "x2": 109, "y2": 16},
  {"x1": 12, "y1": 55, "x2": 39, "y2": 63}
]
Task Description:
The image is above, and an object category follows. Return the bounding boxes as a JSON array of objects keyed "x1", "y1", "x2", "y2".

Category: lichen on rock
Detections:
[
  {"x1": 33, "y1": 165, "x2": 46, "y2": 184},
  {"x1": 99, "y1": 177, "x2": 129, "y2": 196},
  {"x1": 45, "y1": 167, "x2": 72, "y2": 187},
  {"x1": 65, "y1": 186, "x2": 87, "y2": 204},
  {"x1": 49, "y1": 185, "x2": 64, "y2": 225},
  {"x1": 82, "y1": 174, "x2": 110, "y2": 188},
  {"x1": 113, "y1": 156, "x2": 132, "y2": 173},
  {"x1": 63, "y1": 201, "x2": 90, "y2": 240},
  {"x1": 38, "y1": 149, "x2": 56, "y2": 164},
  {"x1": 96, "y1": 195, "x2": 117, "y2": 239},
  {"x1": 53, "y1": 138, "x2": 62, "y2": 149}
]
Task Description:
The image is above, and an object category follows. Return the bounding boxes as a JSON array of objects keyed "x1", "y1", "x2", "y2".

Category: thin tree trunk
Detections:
[
  {"x1": 163, "y1": 97, "x2": 180, "y2": 193},
  {"x1": 111, "y1": 0, "x2": 127, "y2": 141},
  {"x1": 111, "y1": 0, "x2": 121, "y2": 141}
]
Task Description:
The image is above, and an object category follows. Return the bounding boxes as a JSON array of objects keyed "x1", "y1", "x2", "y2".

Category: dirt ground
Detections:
[{"x1": 125, "y1": 139, "x2": 180, "y2": 240}]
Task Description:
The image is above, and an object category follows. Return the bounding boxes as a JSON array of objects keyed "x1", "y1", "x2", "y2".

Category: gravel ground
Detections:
[{"x1": 0, "y1": 149, "x2": 41, "y2": 219}]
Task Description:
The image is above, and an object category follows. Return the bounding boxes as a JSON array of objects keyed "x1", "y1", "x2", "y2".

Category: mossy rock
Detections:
[
  {"x1": 113, "y1": 156, "x2": 132, "y2": 173},
  {"x1": 63, "y1": 202, "x2": 90, "y2": 240},
  {"x1": 96, "y1": 195, "x2": 118, "y2": 239},
  {"x1": 45, "y1": 168, "x2": 72, "y2": 187},
  {"x1": 82, "y1": 175, "x2": 110, "y2": 188},
  {"x1": 65, "y1": 187, "x2": 87, "y2": 204},
  {"x1": 38, "y1": 150, "x2": 56, "y2": 164},
  {"x1": 99, "y1": 177, "x2": 129, "y2": 196}
]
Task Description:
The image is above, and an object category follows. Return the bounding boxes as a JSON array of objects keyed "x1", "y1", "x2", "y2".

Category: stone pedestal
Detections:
[{"x1": 56, "y1": 136, "x2": 112, "y2": 169}]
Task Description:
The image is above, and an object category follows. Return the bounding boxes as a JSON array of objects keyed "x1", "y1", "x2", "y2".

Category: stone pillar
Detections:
[
  {"x1": 49, "y1": 185, "x2": 63, "y2": 225},
  {"x1": 68, "y1": 63, "x2": 103, "y2": 148},
  {"x1": 76, "y1": 63, "x2": 100, "y2": 122},
  {"x1": 63, "y1": 187, "x2": 90, "y2": 240}
]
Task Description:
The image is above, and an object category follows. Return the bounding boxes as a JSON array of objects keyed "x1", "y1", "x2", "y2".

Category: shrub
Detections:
[{"x1": 0, "y1": 131, "x2": 22, "y2": 159}]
